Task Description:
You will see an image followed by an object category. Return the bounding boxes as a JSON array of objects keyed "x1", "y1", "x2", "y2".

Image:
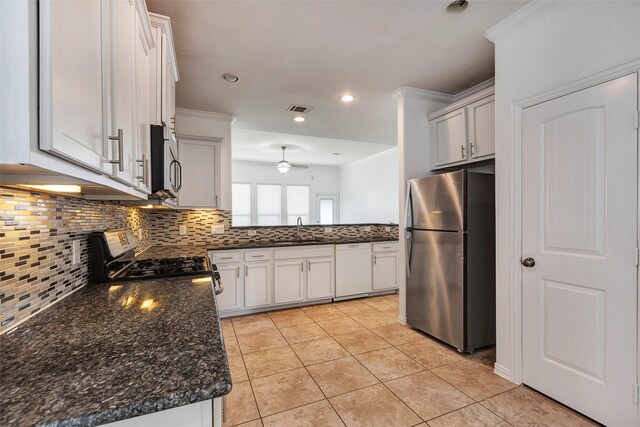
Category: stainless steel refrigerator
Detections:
[{"x1": 405, "y1": 170, "x2": 495, "y2": 353}]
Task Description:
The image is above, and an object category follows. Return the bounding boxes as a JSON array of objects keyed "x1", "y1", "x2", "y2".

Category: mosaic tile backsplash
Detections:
[
  {"x1": 0, "y1": 187, "x2": 399, "y2": 333},
  {"x1": 0, "y1": 188, "x2": 151, "y2": 333}
]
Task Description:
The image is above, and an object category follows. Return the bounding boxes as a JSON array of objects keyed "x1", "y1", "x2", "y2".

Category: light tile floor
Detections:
[{"x1": 221, "y1": 294, "x2": 599, "y2": 427}]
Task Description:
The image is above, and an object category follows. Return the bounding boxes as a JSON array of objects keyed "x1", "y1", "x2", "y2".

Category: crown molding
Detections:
[
  {"x1": 485, "y1": 1, "x2": 561, "y2": 44},
  {"x1": 453, "y1": 77, "x2": 495, "y2": 101},
  {"x1": 390, "y1": 87, "x2": 454, "y2": 103},
  {"x1": 149, "y1": 12, "x2": 179, "y2": 81},
  {"x1": 134, "y1": 0, "x2": 154, "y2": 51},
  {"x1": 176, "y1": 107, "x2": 237, "y2": 123}
]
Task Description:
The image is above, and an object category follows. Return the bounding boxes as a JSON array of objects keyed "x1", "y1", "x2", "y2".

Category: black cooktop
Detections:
[{"x1": 124, "y1": 257, "x2": 210, "y2": 279}]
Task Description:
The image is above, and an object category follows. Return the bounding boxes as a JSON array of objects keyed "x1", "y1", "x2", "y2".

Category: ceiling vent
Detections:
[{"x1": 288, "y1": 104, "x2": 312, "y2": 113}]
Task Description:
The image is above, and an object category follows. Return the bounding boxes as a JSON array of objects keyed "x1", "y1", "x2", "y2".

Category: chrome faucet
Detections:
[{"x1": 296, "y1": 216, "x2": 303, "y2": 239}]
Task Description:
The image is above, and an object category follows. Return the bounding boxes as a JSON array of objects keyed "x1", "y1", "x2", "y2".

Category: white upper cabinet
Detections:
[
  {"x1": 133, "y1": 11, "x2": 153, "y2": 193},
  {"x1": 428, "y1": 87, "x2": 495, "y2": 170},
  {"x1": 431, "y1": 109, "x2": 468, "y2": 166},
  {"x1": 107, "y1": 0, "x2": 137, "y2": 185},
  {"x1": 466, "y1": 95, "x2": 495, "y2": 160},
  {"x1": 39, "y1": 0, "x2": 110, "y2": 174},
  {"x1": 31, "y1": 0, "x2": 154, "y2": 197},
  {"x1": 177, "y1": 137, "x2": 221, "y2": 208}
]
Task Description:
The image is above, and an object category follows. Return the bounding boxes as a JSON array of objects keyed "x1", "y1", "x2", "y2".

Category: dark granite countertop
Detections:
[
  {"x1": 0, "y1": 276, "x2": 232, "y2": 427},
  {"x1": 135, "y1": 237, "x2": 398, "y2": 258}
]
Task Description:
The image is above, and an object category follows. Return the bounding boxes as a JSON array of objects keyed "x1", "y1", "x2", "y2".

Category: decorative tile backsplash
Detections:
[
  {"x1": 0, "y1": 188, "x2": 151, "y2": 333},
  {"x1": 0, "y1": 186, "x2": 399, "y2": 333},
  {"x1": 145, "y1": 209, "x2": 398, "y2": 246}
]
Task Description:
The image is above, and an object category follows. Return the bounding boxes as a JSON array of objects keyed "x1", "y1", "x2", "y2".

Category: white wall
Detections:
[
  {"x1": 339, "y1": 148, "x2": 399, "y2": 224},
  {"x1": 487, "y1": 1, "x2": 640, "y2": 383},
  {"x1": 232, "y1": 160, "x2": 339, "y2": 225}
]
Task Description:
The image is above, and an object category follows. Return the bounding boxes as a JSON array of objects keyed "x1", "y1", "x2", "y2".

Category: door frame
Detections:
[{"x1": 504, "y1": 59, "x2": 640, "y2": 387}]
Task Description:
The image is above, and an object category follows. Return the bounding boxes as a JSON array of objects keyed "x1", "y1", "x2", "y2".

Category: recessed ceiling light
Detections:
[
  {"x1": 294, "y1": 116, "x2": 305, "y2": 122},
  {"x1": 222, "y1": 73, "x2": 239, "y2": 82},
  {"x1": 18, "y1": 184, "x2": 82, "y2": 193},
  {"x1": 332, "y1": 152, "x2": 341, "y2": 156},
  {"x1": 340, "y1": 94, "x2": 354, "y2": 102},
  {"x1": 445, "y1": 0, "x2": 468, "y2": 15}
]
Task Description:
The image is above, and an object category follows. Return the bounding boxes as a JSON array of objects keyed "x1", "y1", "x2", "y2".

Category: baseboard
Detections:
[
  {"x1": 398, "y1": 315, "x2": 407, "y2": 324},
  {"x1": 494, "y1": 363, "x2": 517, "y2": 383}
]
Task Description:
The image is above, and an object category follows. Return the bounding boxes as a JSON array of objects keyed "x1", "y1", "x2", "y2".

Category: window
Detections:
[
  {"x1": 257, "y1": 184, "x2": 281, "y2": 225},
  {"x1": 232, "y1": 183, "x2": 251, "y2": 226},
  {"x1": 287, "y1": 185, "x2": 309, "y2": 225}
]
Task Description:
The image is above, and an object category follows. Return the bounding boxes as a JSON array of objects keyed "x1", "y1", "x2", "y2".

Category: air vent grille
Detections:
[{"x1": 288, "y1": 105, "x2": 312, "y2": 113}]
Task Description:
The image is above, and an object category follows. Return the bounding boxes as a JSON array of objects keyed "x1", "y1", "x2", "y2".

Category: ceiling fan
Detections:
[{"x1": 250, "y1": 146, "x2": 309, "y2": 174}]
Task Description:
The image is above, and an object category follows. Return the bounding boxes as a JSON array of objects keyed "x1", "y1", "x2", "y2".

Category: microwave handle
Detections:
[
  {"x1": 169, "y1": 159, "x2": 178, "y2": 191},
  {"x1": 175, "y1": 161, "x2": 183, "y2": 191}
]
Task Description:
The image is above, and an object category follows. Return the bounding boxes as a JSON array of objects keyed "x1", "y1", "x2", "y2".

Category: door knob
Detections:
[{"x1": 521, "y1": 257, "x2": 536, "y2": 268}]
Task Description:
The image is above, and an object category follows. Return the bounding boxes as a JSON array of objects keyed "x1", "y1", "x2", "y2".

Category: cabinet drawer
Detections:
[
  {"x1": 373, "y1": 242, "x2": 399, "y2": 253},
  {"x1": 244, "y1": 250, "x2": 272, "y2": 262},
  {"x1": 274, "y1": 245, "x2": 334, "y2": 260},
  {"x1": 209, "y1": 251, "x2": 242, "y2": 264}
]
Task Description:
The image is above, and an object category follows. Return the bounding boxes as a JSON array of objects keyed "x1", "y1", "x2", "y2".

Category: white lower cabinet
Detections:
[
  {"x1": 307, "y1": 257, "x2": 335, "y2": 300},
  {"x1": 372, "y1": 242, "x2": 399, "y2": 291},
  {"x1": 372, "y1": 253, "x2": 399, "y2": 290},
  {"x1": 215, "y1": 263, "x2": 243, "y2": 311},
  {"x1": 104, "y1": 398, "x2": 221, "y2": 427},
  {"x1": 244, "y1": 262, "x2": 272, "y2": 308},
  {"x1": 274, "y1": 259, "x2": 305, "y2": 304}
]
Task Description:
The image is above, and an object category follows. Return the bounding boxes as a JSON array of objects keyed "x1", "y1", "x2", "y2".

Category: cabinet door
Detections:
[
  {"x1": 372, "y1": 253, "x2": 399, "y2": 291},
  {"x1": 39, "y1": 0, "x2": 110, "y2": 174},
  {"x1": 466, "y1": 95, "x2": 495, "y2": 160},
  {"x1": 133, "y1": 16, "x2": 151, "y2": 193},
  {"x1": 307, "y1": 257, "x2": 334, "y2": 300},
  {"x1": 274, "y1": 260, "x2": 305, "y2": 304},
  {"x1": 244, "y1": 262, "x2": 272, "y2": 308},
  {"x1": 215, "y1": 263, "x2": 244, "y2": 311},
  {"x1": 431, "y1": 108, "x2": 467, "y2": 167},
  {"x1": 108, "y1": 0, "x2": 137, "y2": 185},
  {"x1": 178, "y1": 139, "x2": 219, "y2": 208}
]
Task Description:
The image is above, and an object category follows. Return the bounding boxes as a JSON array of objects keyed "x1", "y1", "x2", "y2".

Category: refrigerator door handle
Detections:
[
  {"x1": 405, "y1": 181, "x2": 413, "y2": 229},
  {"x1": 405, "y1": 230, "x2": 413, "y2": 277}
]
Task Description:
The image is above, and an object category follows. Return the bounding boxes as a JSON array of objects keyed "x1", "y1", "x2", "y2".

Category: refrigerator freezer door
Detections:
[
  {"x1": 406, "y1": 229, "x2": 464, "y2": 351},
  {"x1": 408, "y1": 171, "x2": 464, "y2": 231}
]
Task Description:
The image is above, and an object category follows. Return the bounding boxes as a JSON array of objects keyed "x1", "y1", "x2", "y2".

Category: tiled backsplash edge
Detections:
[{"x1": 0, "y1": 186, "x2": 399, "y2": 333}]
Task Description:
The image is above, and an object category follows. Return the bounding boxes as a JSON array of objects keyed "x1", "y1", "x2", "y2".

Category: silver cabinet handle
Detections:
[
  {"x1": 236, "y1": 266, "x2": 239, "y2": 278},
  {"x1": 220, "y1": 256, "x2": 233, "y2": 260},
  {"x1": 373, "y1": 255, "x2": 377, "y2": 264},
  {"x1": 144, "y1": 157, "x2": 149, "y2": 186},
  {"x1": 136, "y1": 154, "x2": 147, "y2": 183},
  {"x1": 245, "y1": 265, "x2": 248, "y2": 277},
  {"x1": 300, "y1": 262, "x2": 304, "y2": 272},
  {"x1": 215, "y1": 195, "x2": 218, "y2": 207},
  {"x1": 470, "y1": 142, "x2": 475, "y2": 157},
  {"x1": 251, "y1": 255, "x2": 264, "y2": 258},
  {"x1": 108, "y1": 129, "x2": 124, "y2": 172},
  {"x1": 461, "y1": 144, "x2": 466, "y2": 159},
  {"x1": 307, "y1": 260, "x2": 311, "y2": 271}
]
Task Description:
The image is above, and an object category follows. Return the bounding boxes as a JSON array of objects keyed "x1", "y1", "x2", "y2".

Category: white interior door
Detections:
[{"x1": 521, "y1": 73, "x2": 638, "y2": 426}]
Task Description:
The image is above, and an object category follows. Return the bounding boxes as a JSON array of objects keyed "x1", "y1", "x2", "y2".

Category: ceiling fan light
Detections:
[{"x1": 276, "y1": 160, "x2": 291, "y2": 174}]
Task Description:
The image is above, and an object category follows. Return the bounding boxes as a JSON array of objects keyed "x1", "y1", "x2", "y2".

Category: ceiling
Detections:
[
  {"x1": 147, "y1": 0, "x2": 526, "y2": 149},
  {"x1": 232, "y1": 129, "x2": 393, "y2": 167}
]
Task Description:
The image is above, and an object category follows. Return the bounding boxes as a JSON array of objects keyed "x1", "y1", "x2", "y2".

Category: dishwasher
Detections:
[{"x1": 335, "y1": 243, "x2": 372, "y2": 298}]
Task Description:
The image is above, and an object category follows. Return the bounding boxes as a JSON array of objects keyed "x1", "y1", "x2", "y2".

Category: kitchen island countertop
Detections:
[{"x1": 0, "y1": 276, "x2": 231, "y2": 427}]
